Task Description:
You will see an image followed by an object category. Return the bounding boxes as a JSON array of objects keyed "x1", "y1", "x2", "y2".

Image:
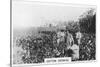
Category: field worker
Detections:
[
  {"x1": 57, "y1": 30, "x2": 65, "y2": 44},
  {"x1": 70, "y1": 44, "x2": 79, "y2": 60},
  {"x1": 66, "y1": 31, "x2": 74, "y2": 49},
  {"x1": 76, "y1": 31, "x2": 82, "y2": 45}
]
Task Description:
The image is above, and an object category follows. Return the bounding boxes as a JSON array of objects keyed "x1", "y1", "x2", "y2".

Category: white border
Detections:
[{"x1": 11, "y1": 0, "x2": 97, "y2": 67}]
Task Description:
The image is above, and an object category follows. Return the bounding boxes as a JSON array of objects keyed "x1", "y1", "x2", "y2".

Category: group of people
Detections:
[{"x1": 56, "y1": 30, "x2": 82, "y2": 60}]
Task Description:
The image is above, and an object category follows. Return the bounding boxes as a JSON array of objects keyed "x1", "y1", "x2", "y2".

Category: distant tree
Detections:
[
  {"x1": 66, "y1": 21, "x2": 80, "y2": 33},
  {"x1": 79, "y1": 9, "x2": 96, "y2": 34}
]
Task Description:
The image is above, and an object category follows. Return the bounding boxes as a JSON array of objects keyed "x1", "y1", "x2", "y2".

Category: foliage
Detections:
[
  {"x1": 66, "y1": 21, "x2": 80, "y2": 33},
  {"x1": 79, "y1": 33, "x2": 96, "y2": 60},
  {"x1": 79, "y1": 9, "x2": 96, "y2": 34},
  {"x1": 16, "y1": 31, "x2": 70, "y2": 63}
]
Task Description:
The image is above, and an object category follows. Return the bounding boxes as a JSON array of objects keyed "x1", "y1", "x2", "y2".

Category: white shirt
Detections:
[{"x1": 70, "y1": 44, "x2": 79, "y2": 60}]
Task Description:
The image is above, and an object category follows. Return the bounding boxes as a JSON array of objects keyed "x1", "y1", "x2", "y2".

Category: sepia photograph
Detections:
[{"x1": 11, "y1": 0, "x2": 96, "y2": 66}]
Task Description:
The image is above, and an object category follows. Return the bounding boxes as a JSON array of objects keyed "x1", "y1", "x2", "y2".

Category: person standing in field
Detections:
[
  {"x1": 76, "y1": 31, "x2": 82, "y2": 45},
  {"x1": 66, "y1": 31, "x2": 74, "y2": 49},
  {"x1": 65, "y1": 30, "x2": 79, "y2": 60},
  {"x1": 67, "y1": 31, "x2": 82, "y2": 60},
  {"x1": 57, "y1": 30, "x2": 66, "y2": 45}
]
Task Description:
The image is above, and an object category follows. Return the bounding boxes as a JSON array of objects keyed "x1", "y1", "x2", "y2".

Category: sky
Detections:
[{"x1": 12, "y1": 0, "x2": 95, "y2": 29}]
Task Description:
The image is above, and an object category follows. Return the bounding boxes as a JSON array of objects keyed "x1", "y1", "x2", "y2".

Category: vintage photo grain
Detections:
[{"x1": 11, "y1": 0, "x2": 96, "y2": 66}]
